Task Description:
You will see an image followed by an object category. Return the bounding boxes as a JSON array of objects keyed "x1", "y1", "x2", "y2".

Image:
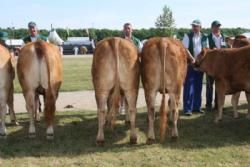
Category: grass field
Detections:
[
  {"x1": 6, "y1": 55, "x2": 250, "y2": 166},
  {"x1": 0, "y1": 106, "x2": 250, "y2": 166},
  {"x1": 13, "y1": 56, "x2": 93, "y2": 93}
]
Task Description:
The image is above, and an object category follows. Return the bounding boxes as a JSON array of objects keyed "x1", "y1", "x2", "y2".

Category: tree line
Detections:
[{"x1": 0, "y1": 27, "x2": 249, "y2": 42}]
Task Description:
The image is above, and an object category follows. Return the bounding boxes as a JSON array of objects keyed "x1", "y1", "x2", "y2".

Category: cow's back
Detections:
[
  {"x1": 92, "y1": 37, "x2": 139, "y2": 91},
  {"x1": 17, "y1": 41, "x2": 62, "y2": 92},
  {"x1": 141, "y1": 37, "x2": 187, "y2": 93}
]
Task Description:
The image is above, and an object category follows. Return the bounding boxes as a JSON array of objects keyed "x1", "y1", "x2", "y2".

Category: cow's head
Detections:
[
  {"x1": 193, "y1": 48, "x2": 209, "y2": 69},
  {"x1": 233, "y1": 35, "x2": 250, "y2": 48}
]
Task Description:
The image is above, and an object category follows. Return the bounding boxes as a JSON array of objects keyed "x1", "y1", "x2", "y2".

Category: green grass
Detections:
[
  {"x1": 14, "y1": 56, "x2": 93, "y2": 93},
  {"x1": 1, "y1": 105, "x2": 250, "y2": 166}
]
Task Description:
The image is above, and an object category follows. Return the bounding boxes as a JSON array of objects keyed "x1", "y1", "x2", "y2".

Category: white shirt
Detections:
[
  {"x1": 212, "y1": 33, "x2": 226, "y2": 48},
  {"x1": 182, "y1": 32, "x2": 208, "y2": 57}
]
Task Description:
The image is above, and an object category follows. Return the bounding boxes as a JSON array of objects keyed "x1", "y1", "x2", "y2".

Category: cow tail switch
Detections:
[{"x1": 160, "y1": 39, "x2": 168, "y2": 143}]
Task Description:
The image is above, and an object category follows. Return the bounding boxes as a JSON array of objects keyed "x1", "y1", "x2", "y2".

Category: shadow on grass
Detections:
[{"x1": 1, "y1": 103, "x2": 250, "y2": 158}]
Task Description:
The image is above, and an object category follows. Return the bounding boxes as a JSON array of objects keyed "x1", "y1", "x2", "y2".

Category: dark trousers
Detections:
[
  {"x1": 183, "y1": 65, "x2": 204, "y2": 112},
  {"x1": 206, "y1": 74, "x2": 217, "y2": 108}
]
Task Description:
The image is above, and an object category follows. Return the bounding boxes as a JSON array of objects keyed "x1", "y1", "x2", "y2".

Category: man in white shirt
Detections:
[
  {"x1": 206, "y1": 20, "x2": 227, "y2": 112},
  {"x1": 182, "y1": 19, "x2": 209, "y2": 116}
]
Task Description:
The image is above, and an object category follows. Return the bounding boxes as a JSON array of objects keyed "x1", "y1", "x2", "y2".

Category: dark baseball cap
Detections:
[
  {"x1": 211, "y1": 20, "x2": 221, "y2": 27},
  {"x1": 28, "y1": 21, "x2": 37, "y2": 28}
]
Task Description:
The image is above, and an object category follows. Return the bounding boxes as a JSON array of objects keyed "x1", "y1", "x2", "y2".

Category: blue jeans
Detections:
[{"x1": 183, "y1": 65, "x2": 204, "y2": 112}]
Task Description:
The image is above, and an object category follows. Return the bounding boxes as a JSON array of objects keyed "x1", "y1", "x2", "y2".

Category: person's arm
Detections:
[{"x1": 182, "y1": 34, "x2": 195, "y2": 64}]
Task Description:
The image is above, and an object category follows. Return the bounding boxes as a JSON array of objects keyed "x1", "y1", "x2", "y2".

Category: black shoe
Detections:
[
  {"x1": 193, "y1": 110, "x2": 204, "y2": 114},
  {"x1": 205, "y1": 106, "x2": 212, "y2": 112},
  {"x1": 184, "y1": 111, "x2": 192, "y2": 116}
]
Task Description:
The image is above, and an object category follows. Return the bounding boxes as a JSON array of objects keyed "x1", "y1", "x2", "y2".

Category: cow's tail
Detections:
[
  {"x1": 107, "y1": 38, "x2": 121, "y2": 130},
  {"x1": 35, "y1": 41, "x2": 54, "y2": 126},
  {"x1": 160, "y1": 38, "x2": 167, "y2": 143}
]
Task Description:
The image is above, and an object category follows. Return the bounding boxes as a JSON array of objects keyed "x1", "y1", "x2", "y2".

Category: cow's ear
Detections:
[{"x1": 202, "y1": 48, "x2": 208, "y2": 57}]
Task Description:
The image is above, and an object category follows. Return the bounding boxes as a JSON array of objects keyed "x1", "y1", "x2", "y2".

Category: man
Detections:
[
  {"x1": 120, "y1": 23, "x2": 141, "y2": 115},
  {"x1": 123, "y1": 23, "x2": 142, "y2": 51},
  {"x1": 23, "y1": 21, "x2": 47, "y2": 44},
  {"x1": 182, "y1": 19, "x2": 208, "y2": 116},
  {"x1": 206, "y1": 20, "x2": 227, "y2": 112}
]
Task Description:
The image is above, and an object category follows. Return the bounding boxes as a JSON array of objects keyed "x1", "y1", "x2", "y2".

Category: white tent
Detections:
[{"x1": 48, "y1": 29, "x2": 64, "y2": 45}]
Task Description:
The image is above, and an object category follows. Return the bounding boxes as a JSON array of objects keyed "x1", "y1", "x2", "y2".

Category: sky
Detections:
[{"x1": 1, "y1": 0, "x2": 250, "y2": 30}]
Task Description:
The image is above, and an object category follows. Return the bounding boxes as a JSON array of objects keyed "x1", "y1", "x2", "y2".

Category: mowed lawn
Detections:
[
  {"x1": 13, "y1": 56, "x2": 93, "y2": 93},
  {"x1": 4, "y1": 55, "x2": 250, "y2": 166},
  {"x1": 1, "y1": 107, "x2": 250, "y2": 166}
]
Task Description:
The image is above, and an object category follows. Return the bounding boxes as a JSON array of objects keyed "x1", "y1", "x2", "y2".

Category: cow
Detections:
[
  {"x1": 194, "y1": 46, "x2": 250, "y2": 123},
  {"x1": 230, "y1": 35, "x2": 250, "y2": 119},
  {"x1": 17, "y1": 40, "x2": 62, "y2": 139},
  {"x1": 141, "y1": 37, "x2": 187, "y2": 144},
  {"x1": 92, "y1": 37, "x2": 140, "y2": 146},
  {"x1": 0, "y1": 45, "x2": 18, "y2": 138}
]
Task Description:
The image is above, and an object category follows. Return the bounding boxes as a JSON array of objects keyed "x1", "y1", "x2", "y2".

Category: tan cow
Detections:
[
  {"x1": 0, "y1": 45, "x2": 18, "y2": 138},
  {"x1": 194, "y1": 46, "x2": 250, "y2": 123},
  {"x1": 230, "y1": 35, "x2": 250, "y2": 119},
  {"x1": 141, "y1": 37, "x2": 187, "y2": 143},
  {"x1": 17, "y1": 40, "x2": 62, "y2": 139},
  {"x1": 92, "y1": 37, "x2": 140, "y2": 146}
]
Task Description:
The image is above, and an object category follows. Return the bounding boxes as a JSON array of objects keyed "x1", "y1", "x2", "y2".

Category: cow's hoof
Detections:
[
  {"x1": 96, "y1": 140, "x2": 105, "y2": 146},
  {"x1": 46, "y1": 134, "x2": 54, "y2": 140},
  {"x1": 130, "y1": 137, "x2": 137, "y2": 145},
  {"x1": 171, "y1": 136, "x2": 178, "y2": 142},
  {"x1": 125, "y1": 120, "x2": 131, "y2": 126},
  {"x1": 214, "y1": 118, "x2": 221, "y2": 124},
  {"x1": 11, "y1": 120, "x2": 19, "y2": 126},
  {"x1": 29, "y1": 133, "x2": 36, "y2": 138},
  {"x1": 0, "y1": 133, "x2": 7, "y2": 139},
  {"x1": 146, "y1": 138, "x2": 155, "y2": 145}
]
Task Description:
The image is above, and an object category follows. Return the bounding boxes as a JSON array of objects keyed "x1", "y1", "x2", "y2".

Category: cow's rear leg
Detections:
[
  {"x1": 7, "y1": 83, "x2": 19, "y2": 125},
  {"x1": 44, "y1": 90, "x2": 56, "y2": 140},
  {"x1": 124, "y1": 98, "x2": 130, "y2": 126},
  {"x1": 96, "y1": 92, "x2": 108, "y2": 146},
  {"x1": 0, "y1": 100, "x2": 7, "y2": 138},
  {"x1": 245, "y1": 93, "x2": 250, "y2": 119},
  {"x1": 231, "y1": 92, "x2": 240, "y2": 119},
  {"x1": 24, "y1": 91, "x2": 36, "y2": 138},
  {"x1": 145, "y1": 90, "x2": 157, "y2": 144},
  {"x1": 169, "y1": 93, "x2": 179, "y2": 141},
  {"x1": 124, "y1": 90, "x2": 138, "y2": 144},
  {"x1": 214, "y1": 87, "x2": 225, "y2": 124}
]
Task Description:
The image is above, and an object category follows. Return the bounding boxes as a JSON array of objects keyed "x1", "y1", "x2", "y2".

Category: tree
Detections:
[{"x1": 155, "y1": 5, "x2": 175, "y2": 36}]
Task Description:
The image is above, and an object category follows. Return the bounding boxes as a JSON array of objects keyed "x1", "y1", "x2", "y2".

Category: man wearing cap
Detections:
[
  {"x1": 119, "y1": 23, "x2": 142, "y2": 115},
  {"x1": 23, "y1": 21, "x2": 47, "y2": 44},
  {"x1": 206, "y1": 20, "x2": 227, "y2": 112},
  {"x1": 182, "y1": 19, "x2": 209, "y2": 116}
]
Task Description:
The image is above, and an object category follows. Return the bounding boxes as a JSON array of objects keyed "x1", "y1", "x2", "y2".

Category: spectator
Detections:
[{"x1": 182, "y1": 19, "x2": 209, "y2": 116}]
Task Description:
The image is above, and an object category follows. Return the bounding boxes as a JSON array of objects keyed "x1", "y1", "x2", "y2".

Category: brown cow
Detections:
[
  {"x1": 92, "y1": 37, "x2": 140, "y2": 145},
  {"x1": 0, "y1": 45, "x2": 18, "y2": 138},
  {"x1": 230, "y1": 35, "x2": 250, "y2": 119},
  {"x1": 141, "y1": 37, "x2": 187, "y2": 143},
  {"x1": 17, "y1": 40, "x2": 62, "y2": 139},
  {"x1": 194, "y1": 46, "x2": 250, "y2": 123}
]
